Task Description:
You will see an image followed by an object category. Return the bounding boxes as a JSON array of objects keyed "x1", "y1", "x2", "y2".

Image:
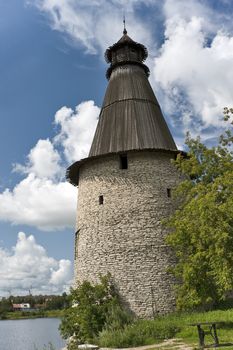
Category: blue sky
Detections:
[{"x1": 0, "y1": 0, "x2": 233, "y2": 296}]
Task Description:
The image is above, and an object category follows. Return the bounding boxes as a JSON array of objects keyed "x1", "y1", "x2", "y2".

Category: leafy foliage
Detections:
[
  {"x1": 64, "y1": 308, "x2": 233, "y2": 349},
  {"x1": 98, "y1": 318, "x2": 179, "y2": 348},
  {"x1": 166, "y1": 108, "x2": 233, "y2": 310},
  {"x1": 45, "y1": 293, "x2": 68, "y2": 310},
  {"x1": 59, "y1": 274, "x2": 130, "y2": 345},
  {"x1": 0, "y1": 298, "x2": 12, "y2": 319}
]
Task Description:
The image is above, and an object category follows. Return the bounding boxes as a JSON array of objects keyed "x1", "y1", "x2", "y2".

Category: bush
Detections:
[
  {"x1": 0, "y1": 311, "x2": 7, "y2": 320},
  {"x1": 104, "y1": 303, "x2": 134, "y2": 332},
  {"x1": 59, "y1": 274, "x2": 129, "y2": 344},
  {"x1": 98, "y1": 319, "x2": 180, "y2": 348},
  {"x1": 60, "y1": 275, "x2": 180, "y2": 348},
  {"x1": 214, "y1": 297, "x2": 233, "y2": 310}
]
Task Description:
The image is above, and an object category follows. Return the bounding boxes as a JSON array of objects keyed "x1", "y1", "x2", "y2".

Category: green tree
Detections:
[
  {"x1": 0, "y1": 297, "x2": 12, "y2": 318},
  {"x1": 59, "y1": 274, "x2": 129, "y2": 345},
  {"x1": 45, "y1": 294, "x2": 68, "y2": 310},
  {"x1": 167, "y1": 108, "x2": 233, "y2": 310}
]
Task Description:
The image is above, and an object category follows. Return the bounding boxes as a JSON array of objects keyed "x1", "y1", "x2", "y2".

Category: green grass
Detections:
[
  {"x1": 3, "y1": 309, "x2": 64, "y2": 320},
  {"x1": 97, "y1": 318, "x2": 179, "y2": 348},
  {"x1": 97, "y1": 309, "x2": 233, "y2": 348},
  {"x1": 167, "y1": 309, "x2": 233, "y2": 346}
]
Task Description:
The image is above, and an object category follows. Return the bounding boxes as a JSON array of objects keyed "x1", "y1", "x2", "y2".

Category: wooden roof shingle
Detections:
[{"x1": 67, "y1": 32, "x2": 177, "y2": 186}]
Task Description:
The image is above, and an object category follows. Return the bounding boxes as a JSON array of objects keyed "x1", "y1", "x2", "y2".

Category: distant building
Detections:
[
  {"x1": 12, "y1": 303, "x2": 30, "y2": 311},
  {"x1": 67, "y1": 27, "x2": 182, "y2": 318}
]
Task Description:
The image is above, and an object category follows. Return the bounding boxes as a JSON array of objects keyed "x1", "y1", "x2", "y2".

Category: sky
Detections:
[{"x1": 1, "y1": 0, "x2": 233, "y2": 296}]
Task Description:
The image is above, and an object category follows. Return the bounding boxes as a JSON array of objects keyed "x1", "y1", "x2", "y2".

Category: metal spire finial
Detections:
[{"x1": 123, "y1": 15, "x2": 127, "y2": 35}]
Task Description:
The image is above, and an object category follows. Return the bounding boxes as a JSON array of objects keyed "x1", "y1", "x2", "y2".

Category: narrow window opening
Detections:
[
  {"x1": 120, "y1": 154, "x2": 128, "y2": 169},
  {"x1": 99, "y1": 195, "x2": 104, "y2": 205},
  {"x1": 74, "y1": 229, "x2": 80, "y2": 260},
  {"x1": 167, "y1": 188, "x2": 171, "y2": 198}
]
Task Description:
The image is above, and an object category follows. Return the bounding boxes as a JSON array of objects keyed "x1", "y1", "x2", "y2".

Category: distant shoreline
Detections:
[{"x1": 0, "y1": 309, "x2": 64, "y2": 320}]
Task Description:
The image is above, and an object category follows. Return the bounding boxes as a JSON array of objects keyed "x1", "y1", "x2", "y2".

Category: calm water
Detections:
[{"x1": 0, "y1": 318, "x2": 66, "y2": 350}]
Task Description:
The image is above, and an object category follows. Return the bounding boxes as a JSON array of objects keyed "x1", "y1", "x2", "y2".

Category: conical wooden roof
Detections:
[
  {"x1": 89, "y1": 64, "x2": 176, "y2": 156},
  {"x1": 89, "y1": 31, "x2": 176, "y2": 157},
  {"x1": 67, "y1": 31, "x2": 177, "y2": 186}
]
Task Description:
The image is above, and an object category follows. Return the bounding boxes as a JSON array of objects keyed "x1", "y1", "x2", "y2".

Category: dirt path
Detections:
[{"x1": 101, "y1": 339, "x2": 194, "y2": 350}]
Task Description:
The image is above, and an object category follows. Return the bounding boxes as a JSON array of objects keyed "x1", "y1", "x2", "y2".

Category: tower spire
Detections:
[{"x1": 123, "y1": 15, "x2": 127, "y2": 35}]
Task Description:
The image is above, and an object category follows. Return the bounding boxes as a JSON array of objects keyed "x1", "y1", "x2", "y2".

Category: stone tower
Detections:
[{"x1": 67, "y1": 29, "x2": 181, "y2": 318}]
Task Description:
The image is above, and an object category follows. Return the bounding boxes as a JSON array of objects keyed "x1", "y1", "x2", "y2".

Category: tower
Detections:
[{"x1": 67, "y1": 28, "x2": 181, "y2": 318}]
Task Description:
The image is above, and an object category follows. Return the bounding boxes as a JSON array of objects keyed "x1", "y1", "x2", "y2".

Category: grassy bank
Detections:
[
  {"x1": 96, "y1": 309, "x2": 233, "y2": 349},
  {"x1": 0, "y1": 309, "x2": 64, "y2": 320},
  {"x1": 168, "y1": 309, "x2": 233, "y2": 346}
]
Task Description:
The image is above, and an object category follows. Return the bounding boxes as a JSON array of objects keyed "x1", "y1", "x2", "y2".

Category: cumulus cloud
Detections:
[
  {"x1": 0, "y1": 232, "x2": 73, "y2": 295},
  {"x1": 13, "y1": 139, "x2": 62, "y2": 179},
  {"x1": 50, "y1": 259, "x2": 72, "y2": 286},
  {"x1": 54, "y1": 100, "x2": 99, "y2": 163},
  {"x1": 153, "y1": 16, "x2": 233, "y2": 134},
  {"x1": 0, "y1": 100, "x2": 99, "y2": 231},
  {"x1": 29, "y1": 0, "x2": 233, "y2": 143},
  {"x1": 163, "y1": 0, "x2": 232, "y2": 34},
  {"x1": 2, "y1": 1, "x2": 233, "y2": 232},
  {"x1": 0, "y1": 174, "x2": 76, "y2": 231}
]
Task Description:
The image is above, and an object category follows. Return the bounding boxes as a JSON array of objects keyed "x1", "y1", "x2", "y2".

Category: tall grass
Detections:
[
  {"x1": 97, "y1": 309, "x2": 233, "y2": 348},
  {"x1": 172, "y1": 309, "x2": 233, "y2": 346},
  {"x1": 98, "y1": 318, "x2": 179, "y2": 347}
]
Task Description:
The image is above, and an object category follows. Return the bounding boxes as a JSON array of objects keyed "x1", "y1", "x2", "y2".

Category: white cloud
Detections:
[
  {"x1": 54, "y1": 100, "x2": 99, "y2": 163},
  {"x1": 29, "y1": 0, "x2": 233, "y2": 142},
  {"x1": 0, "y1": 174, "x2": 76, "y2": 231},
  {"x1": 50, "y1": 259, "x2": 72, "y2": 286},
  {"x1": 13, "y1": 139, "x2": 62, "y2": 179},
  {"x1": 0, "y1": 232, "x2": 73, "y2": 295},
  {"x1": 2, "y1": 1, "x2": 233, "y2": 233},
  {"x1": 153, "y1": 16, "x2": 233, "y2": 133},
  {"x1": 0, "y1": 100, "x2": 100, "y2": 231},
  {"x1": 29, "y1": 0, "x2": 154, "y2": 54},
  {"x1": 163, "y1": 0, "x2": 227, "y2": 34}
]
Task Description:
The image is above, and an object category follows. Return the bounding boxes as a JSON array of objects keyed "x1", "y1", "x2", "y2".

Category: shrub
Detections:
[
  {"x1": 0, "y1": 311, "x2": 7, "y2": 320},
  {"x1": 98, "y1": 318, "x2": 180, "y2": 348},
  {"x1": 59, "y1": 274, "x2": 129, "y2": 344},
  {"x1": 60, "y1": 275, "x2": 180, "y2": 348},
  {"x1": 104, "y1": 303, "x2": 134, "y2": 332}
]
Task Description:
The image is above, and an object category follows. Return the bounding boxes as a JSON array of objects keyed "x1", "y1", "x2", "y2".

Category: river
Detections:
[{"x1": 0, "y1": 317, "x2": 66, "y2": 350}]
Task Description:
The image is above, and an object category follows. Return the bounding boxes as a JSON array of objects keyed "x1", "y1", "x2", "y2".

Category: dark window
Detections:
[
  {"x1": 120, "y1": 154, "x2": 128, "y2": 169},
  {"x1": 74, "y1": 229, "x2": 80, "y2": 260},
  {"x1": 99, "y1": 195, "x2": 104, "y2": 205},
  {"x1": 167, "y1": 188, "x2": 171, "y2": 198}
]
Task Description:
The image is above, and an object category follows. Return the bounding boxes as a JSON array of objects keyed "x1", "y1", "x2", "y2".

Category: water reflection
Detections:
[{"x1": 0, "y1": 318, "x2": 66, "y2": 350}]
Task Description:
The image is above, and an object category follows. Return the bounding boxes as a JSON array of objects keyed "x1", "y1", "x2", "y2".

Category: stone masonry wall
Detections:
[{"x1": 74, "y1": 151, "x2": 182, "y2": 318}]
